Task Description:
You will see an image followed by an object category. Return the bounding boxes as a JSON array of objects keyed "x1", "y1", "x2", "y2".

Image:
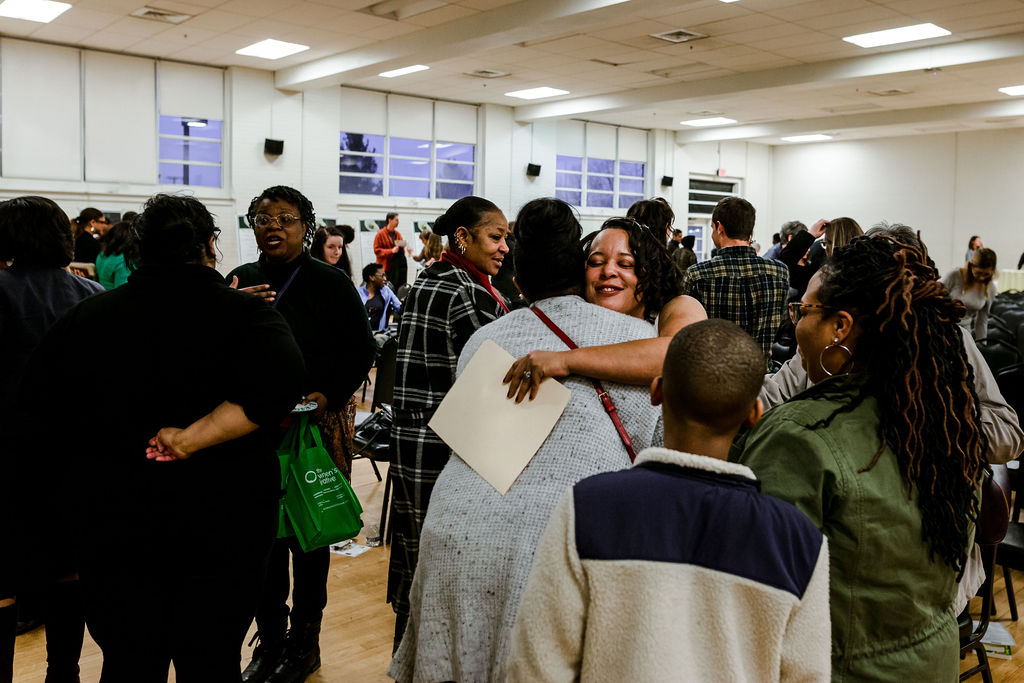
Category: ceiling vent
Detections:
[
  {"x1": 465, "y1": 69, "x2": 509, "y2": 79},
  {"x1": 130, "y1": 6, "x2": 192, "y2": 23},
  {"x1": 650, "y1": 29, "x2": 707, "y2": 44},
  {"x1": 868, "y1": 88, "x2": 912, "y2": 97},
  {"x1": 823, "y1": 103, "x2": 883, "y2": 113},
  {"x1": 361, "y1": 0, "x2": 447, "y2": 21}
]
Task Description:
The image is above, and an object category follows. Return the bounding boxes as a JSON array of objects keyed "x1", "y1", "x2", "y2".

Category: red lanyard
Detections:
[{"x1": 530, "y1": 306, "x2": 637, "y2": 463}]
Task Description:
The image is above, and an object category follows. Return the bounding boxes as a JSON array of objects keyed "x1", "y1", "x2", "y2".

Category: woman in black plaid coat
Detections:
[{"x1": 388, "y1": 196, "x2": 511, "y2": 646}]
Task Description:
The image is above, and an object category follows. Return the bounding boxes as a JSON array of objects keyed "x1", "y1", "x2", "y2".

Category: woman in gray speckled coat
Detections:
[{"x1": 389, "y1": 198, "x2": 663, "y2": 683}]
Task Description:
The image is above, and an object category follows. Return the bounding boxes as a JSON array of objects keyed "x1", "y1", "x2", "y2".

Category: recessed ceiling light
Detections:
[
  {"x1": 680, "y1": 117, "x2": 737, "y2": 127},
  {"x1": 235, "y1": 39, "x2": 310, "y2": 60},
  {"x1": 0, "y1": 0, "x2": 71, "y2": 23},
  {"x1": 999, "y1": 85, "x2": 1024, "y2": 96},
  {"x1": 379, "y1": 64, "x2": 430, "y2": 78},
  {"x1": 504, "y1": 87, "x2": 570, "y2": 100},
  {"x1": 718, "y1": 0, "x2": 740, "y2": 3},
  {"x1": 781, "y1": 134, "x2": 833, "y2": 142},
  {"x1": 843, "y1": 23, "x2": 950, "y2": 48}
]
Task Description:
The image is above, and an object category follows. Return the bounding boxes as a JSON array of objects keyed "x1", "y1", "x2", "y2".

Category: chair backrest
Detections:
[
  {"x1": 977, "y1": 338, "x2": 1023, "y2": 375},
  {"x1": 977, "y1": 465, "x2": 1010, "y2": 546},
  {"x1": 996, "y1": 363, "x2": 1024, "y2": 419},
  {"x1": 372, "y1": 334, "x2": 399, "y2": 411}
]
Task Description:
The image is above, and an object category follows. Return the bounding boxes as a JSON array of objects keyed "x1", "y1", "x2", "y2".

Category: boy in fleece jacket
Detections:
[{"x1": 507, "y1": 319, "x2": 830, "y2": 682}]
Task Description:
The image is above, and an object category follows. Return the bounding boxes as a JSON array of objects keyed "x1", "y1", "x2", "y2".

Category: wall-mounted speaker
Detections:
[
  {"x1": 264, "y1": 138, "x2": 284, "y2": 156},
  {"x1": 526, "y1": 163, "x2": 541, "y2": 177},
  {"x1": 661, "y1": 175, "x2": 674, "y2": 187}
]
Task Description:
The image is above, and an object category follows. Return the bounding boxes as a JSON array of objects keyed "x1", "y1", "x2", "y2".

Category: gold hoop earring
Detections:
[{"x1": 819, "y1": 337, "x2": 853, "y2": 377}]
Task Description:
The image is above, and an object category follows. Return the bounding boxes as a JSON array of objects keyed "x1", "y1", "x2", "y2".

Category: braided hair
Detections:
[
  {"x1": 246, "y1": 186, "x2": 316, "y2": 248},
  {"x1": 810, "y1": 235, "x2": 986, "y2": 575},
  {"x1": 582, "y1": 217, "x2": 682, "y2": 323}
]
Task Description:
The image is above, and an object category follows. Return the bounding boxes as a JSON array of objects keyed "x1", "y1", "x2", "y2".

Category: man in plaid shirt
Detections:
[{"x1": 682, "y1": 197, "x2": 788, "y2": 366}]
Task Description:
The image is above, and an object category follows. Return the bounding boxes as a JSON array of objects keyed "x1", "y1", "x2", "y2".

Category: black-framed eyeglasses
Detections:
[
  {"x1": 788, "y1": 302, "x2": 836, "y2": 324},
  {"x1": 253, "y1": 213, "x2": 300, "y2": 229}
]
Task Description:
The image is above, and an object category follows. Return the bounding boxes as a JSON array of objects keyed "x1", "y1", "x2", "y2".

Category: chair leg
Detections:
[
  {"x1": 369, "y1": 457, "x2": 382, "y2": 482},
  {"x1": 1005, "y1": 564, "x2": 1018, "y2": 621},
  {"x1": 381, "y1": 472, "x2": 392, "y2": 545},
  {"x1": 979, "y1": 644, "x2": 993, "y2": 683},
  {"x1": 362, "y1": 375, "x2": 371, "y2": 403}
]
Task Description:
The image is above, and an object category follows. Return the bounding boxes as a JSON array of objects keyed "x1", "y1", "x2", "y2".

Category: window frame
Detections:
[
  {"x1": 157, "y1": 115, "x2": 223, "y2": 188},
  {"x1": 555, "y1": 125, "x2": 648, "y2": 210},
  {"x1": 339, "y1": 133, "x2": 476, "y2": 200}
]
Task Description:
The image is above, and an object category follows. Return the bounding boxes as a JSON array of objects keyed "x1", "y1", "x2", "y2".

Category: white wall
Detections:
[
  {"x1": 674, "y1": 139, "x2": 774, "y2": 250},
  {"x1": 769, "y1": 131, "x2": 1024, "y2": 274}
]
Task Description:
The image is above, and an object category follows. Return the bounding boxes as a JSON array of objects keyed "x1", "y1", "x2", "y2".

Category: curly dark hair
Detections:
[
  {"x1": 626, "y1": 197, "x2": 675, "y2": 242},
  {"x1": 0, "y1": 196, "x2": 74, "y2": 267},
  {"x1": 582, "y1": 217, "x2": 682, "y2": 323},
  {"x1": 246, "y1": 186, "x2": 316, "y2": 247},
  {"x1": 807, "y1": 235, "x2": 986, "y2": 576}
]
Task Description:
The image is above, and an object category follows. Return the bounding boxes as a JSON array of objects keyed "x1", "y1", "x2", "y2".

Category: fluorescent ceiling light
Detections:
[
  {"x1": 718, "y1": 0, "x2": 741, "y2": 3},
  {"x1": 379, "y1": 64, "x2": 429, "y2": 78},
  {"x1": 0, "y1": 0, "x2": 71, "y2": 23},
  {"x1": 504, "y1": 87, "x2": 570, "y2": 100},
  {"x1": 843, "y1": 23, "x2": 950, "y2": 48},
  {"x1": 235, "y1": 39, "x2": 310, "y2": 60},
  {"x1": 680, "y1": 116, "x2": 737, "y2": 127},
  {"x1": 999, "y1": 85, "x2": 1024, "y2": 96},
  {"x1": 781, "y1": 134, "x2": 833, "y2": 142}
]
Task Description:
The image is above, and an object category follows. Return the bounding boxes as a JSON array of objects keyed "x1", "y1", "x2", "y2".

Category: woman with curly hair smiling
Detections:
[{"x1": 505, "y1": 215, "x2": 706, "y2": 401}]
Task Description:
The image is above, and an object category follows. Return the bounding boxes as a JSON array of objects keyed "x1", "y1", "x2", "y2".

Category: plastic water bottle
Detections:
[{"x1": 365, "y1": 523, "x2": 382, "y2": 547}]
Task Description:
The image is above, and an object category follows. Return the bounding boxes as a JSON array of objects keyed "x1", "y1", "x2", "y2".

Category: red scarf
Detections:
[{"x1": 441, "y1": 250, "x2": 510, "y2": 313}]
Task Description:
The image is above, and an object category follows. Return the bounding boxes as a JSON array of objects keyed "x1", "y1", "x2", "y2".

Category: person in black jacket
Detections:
[
  {"x1": 228, "y1": 186, "x2": 376, "y2": 683},
  {"x1": 17, "y1": 194, "x2": 305, "y2": 681}
]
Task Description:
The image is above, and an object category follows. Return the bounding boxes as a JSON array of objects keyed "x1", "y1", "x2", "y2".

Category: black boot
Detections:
[
  {"x1": 265, "y1": 623, "x2": 321, "y2": 683},
  {"x1": 241, "y1": 631, "x2": 286, "y2": 683},
  {"x1": 43, "y1": 581, "x2": 84, "y2": 683},
  {"x1": 1, "y1": 602, "x2": 16, "y2": 683}
]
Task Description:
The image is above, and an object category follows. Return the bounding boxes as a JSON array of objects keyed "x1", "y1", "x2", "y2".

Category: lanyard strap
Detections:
[
  {"x1": 271, "y1": 265, "x2": 302, "y2": 310},
  {"x1": 530, "y1": 306, "x2": 637, "y2": 463}
]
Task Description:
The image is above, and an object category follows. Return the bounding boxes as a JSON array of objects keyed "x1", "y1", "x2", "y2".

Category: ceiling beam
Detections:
[
  {"x1": 274, "y1": 0, "x2": 690, "y2": 91},
  {"x1": 514, "y1": 32, "x2": 1024, "y2": 122},
  {"x1": 671, "y1": 98, "x2": 1024, "y2": 144}
]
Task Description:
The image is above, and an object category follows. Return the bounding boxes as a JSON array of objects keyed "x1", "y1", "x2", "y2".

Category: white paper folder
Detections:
[{"x1": 429, "y1": 339, "x2": 571, "y2": 494}]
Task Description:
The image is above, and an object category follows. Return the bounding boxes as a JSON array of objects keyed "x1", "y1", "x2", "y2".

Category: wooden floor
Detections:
[{"x1": 13, "y1": 456, "x2": 396, "y2": 683}]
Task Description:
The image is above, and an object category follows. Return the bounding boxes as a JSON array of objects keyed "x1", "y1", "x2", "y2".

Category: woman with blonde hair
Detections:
[{"x1": 942, "y1": 247, "x2": 997, "y2": 339}]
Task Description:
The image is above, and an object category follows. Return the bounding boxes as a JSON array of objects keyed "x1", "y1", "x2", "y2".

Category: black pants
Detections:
[
  {"x1": 83, "y1": 558, "x2": 268, "y2": 683},
  {"x1": 255, "y1": 537, "x2": 330, "y2": 637}
]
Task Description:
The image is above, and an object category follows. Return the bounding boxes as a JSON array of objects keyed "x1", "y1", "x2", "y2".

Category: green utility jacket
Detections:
[{"x1": 733, "y1": 377, "x2": 963, "y2": 681}]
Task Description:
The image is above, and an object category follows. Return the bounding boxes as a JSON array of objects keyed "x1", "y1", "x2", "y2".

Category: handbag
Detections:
[
  {"x1": 283, "y1": 414, "x2": 364, "y2": 552},
  {"x1": 530, "y1": 306, "x2": 637, "y2": 462}
]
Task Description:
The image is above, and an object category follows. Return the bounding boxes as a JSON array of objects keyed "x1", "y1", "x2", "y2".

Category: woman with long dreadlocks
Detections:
[{"x1": 733, "y1": 235, "x2": 986, "y2": 679}]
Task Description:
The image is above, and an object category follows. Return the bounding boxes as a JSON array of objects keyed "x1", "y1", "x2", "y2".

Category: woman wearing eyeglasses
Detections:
[
  {"x1": 227, "y1": 185, "x2": 376, "y2": 683},
  {"x1": 733, "y1": 236, "x2": 986, "y2": 679}
]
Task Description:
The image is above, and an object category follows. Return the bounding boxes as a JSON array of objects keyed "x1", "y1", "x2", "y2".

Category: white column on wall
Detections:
[
  {"x1": 480, "y1": 104, "x2": 514, "y2": 213},
  {"x1": 84, "y1": 51, "x2": 157, "y2": 184},
  {"x1": 1, "y1": 39, "x2": 82, "y2": 181}
]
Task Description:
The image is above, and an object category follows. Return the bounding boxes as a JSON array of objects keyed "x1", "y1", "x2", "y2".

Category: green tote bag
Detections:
[
  {"x1": 275, "y1": 416, "x2": 306, "y2": 539},
  {"x1": 284, "y1": 415, "x2": 364, "y2": 552}
]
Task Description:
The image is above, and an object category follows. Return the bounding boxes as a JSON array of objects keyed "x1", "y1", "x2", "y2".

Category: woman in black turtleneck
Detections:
[{"x1": 227, "y1": 185, "x2": 375, "y2": 683}]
